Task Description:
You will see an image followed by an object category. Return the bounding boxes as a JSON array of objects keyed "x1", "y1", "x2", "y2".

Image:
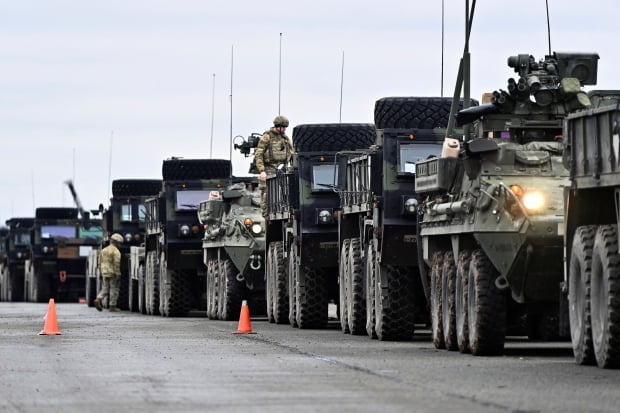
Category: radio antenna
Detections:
[
  {"x1": 107, "y1": 130, "x2": 113, "y2": 201},
  {"x1": 441, "y1": 0, "x2": 445, "y2": 97},
  {"x1": 339, "y1": 51, "x2": 345, "y2": 123},
  {"x1": 545, "y1": 0, "x2": 552, "y2": 55},
  {"x1": 229, "y1": 45, "x2": 234, "y2": 178},
  {"x1": 210, "y1": 73, "x2": 215, "y2": 158},
  {"x1": 278, "y1": 33, "x2": 283, "y2": 115}
]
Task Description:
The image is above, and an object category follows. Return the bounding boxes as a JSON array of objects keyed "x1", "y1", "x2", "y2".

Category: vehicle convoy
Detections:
[
  {"x1": 564, "y1": 90, "x2": 620, "y2": 369},
  {"x1": 84, "y1": 179, "x2": 162, "y2": 310},
  {"x1": 141, "y1": 158, "x2": 232, "y2": 317},
  {"x1": 415, "y1": 51, "x2": 598, "y2": 355},
  {"x1": 336, "y1": 97, "x2": 460, "y2": 340},
  {"x1": 198, "y1": 179, "x2": 266, "y2": 320},
  {"x1": 24, "y1": 207, "x2": 103, "y2": 302},
  {"x1": 265, "y1": 123, "x2": 376, "y2": 328},
  {"x1": 0, "y1": 218, "x2": 34, "y2": 301}
]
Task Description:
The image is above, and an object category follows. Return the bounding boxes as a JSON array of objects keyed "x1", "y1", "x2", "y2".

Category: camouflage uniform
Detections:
[
  {"x1": 255, "y1": 127, "x2": 294, "y2": 216},
  {"x1": 96, "y1": 243, "x2": 122, "y2": 308}
]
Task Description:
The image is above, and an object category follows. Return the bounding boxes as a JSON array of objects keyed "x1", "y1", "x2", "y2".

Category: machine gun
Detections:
[
  {"x1": 233, "y1": 133, "x2": 261, "y2": 174},
  {"x1": 64, "y1": 180, "x2": 99, "y2": 228}
]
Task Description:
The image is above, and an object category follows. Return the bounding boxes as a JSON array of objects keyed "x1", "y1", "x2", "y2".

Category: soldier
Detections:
[
  {"x1": 93, "y1": 233, "x2": 123, "y2": 312},
  {"x1": 255, "y1": 115, "x2": 294, "y2": 216}
]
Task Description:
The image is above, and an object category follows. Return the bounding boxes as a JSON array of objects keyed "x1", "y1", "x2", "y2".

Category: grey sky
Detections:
[{"x1": 1, "y1": 0, "x2": 619, "y2": 222}]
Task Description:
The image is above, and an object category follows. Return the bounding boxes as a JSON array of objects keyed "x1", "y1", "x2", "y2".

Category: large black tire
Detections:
[
  {"x1": 112, "y1": 179, "x2": 162, "y2": 197},
  {"x1": 159, "y1": 253, "x2": 191, "y2": 317},
  {"x1": 339, "y1": 239, "x2": 351, "y2": 333},
  {"x1": 145, "y1": 251, "x2": 160, "y2": 316},
  {"x1": 8, "y1": 269, "x2": 25, "y2": 302},
  {"x1": 85, "y1": 274, "x2": 96, "y2": 307},
  {"x1": 128, "y1": 268, "x2": 139, "y2": 312},
  {"x1": 441, "y1": 251, "x2": 458, "y2": 351},
  {"x1": 590, "y1": 225, "x2": 620, "y2": 368},
  {"x1": 117, "y1": 272, "x2": 130, "y2": 311},
  {"x1": 265, "y1": 245, "x2": 275, "y2": 323},
  {"x1": 365, "y1": 243, "x2": 377, "y2": 339},
  {"x1": 162, "y1": 159, "x2": 232, "y2": 181},
  {"x1": 292, "y1": 123, "x2": 376, "y2": 152},
  {"x1": 467, "y1": 249, "x2": 506, "y2": 356},
  {"x1": 347, "y1": 238, "x2": 366, "y2": 335},
  {"x1": 296, "y1": 266, "x2": 328, "y2": 329},
  {"x1": 288, "y1": 244, "x2": 299, "y2": 328},
  {"x1": 374, "y1": 96, "x2": 473, "y2": 129},
  {"x1": 430, "y1": 251, "x2": 445, "y2": 349},
  {"x1": 138, "y1": 263, "x2": 147, "y2": 314},
  {"x1": 218, "y1": 258, "x2": 245, "y2": 321},
  {"x1": 206, "y1": 259, "x2": 218, "y2": 320},
  {"x1": 271, "y1": 242, "x2": 289, "y2": 324},
  {"x1": 455, "y1": 250, "x2": 472, "y2": 354}
]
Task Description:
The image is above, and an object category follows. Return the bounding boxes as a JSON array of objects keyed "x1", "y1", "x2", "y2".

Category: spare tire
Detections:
[
  {"x1": 162, "y1": 159, "x2": 232, "y2": 181},
  {"x1": 292, "y1": 123, "x2": 376, "y2": 153},
  {"x1": 374, "y1": 97, "x2": 478, "y2": 130},
  {"x1": 112, "y1": 179, "x2": 162, "y2": 197}
]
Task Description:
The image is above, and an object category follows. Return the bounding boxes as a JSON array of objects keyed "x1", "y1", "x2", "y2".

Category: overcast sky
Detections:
[{"x1": 1, "y1": 0, "x2": 619, "y2": 222}]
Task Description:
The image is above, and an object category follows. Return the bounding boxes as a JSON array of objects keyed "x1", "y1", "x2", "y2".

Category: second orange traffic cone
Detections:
[
  {"x1": 39, "y1": 298, "x2": 63, "y2": 335},
  {"x1": 233, "y1": 300, "x2": 256, "y2": 334}
]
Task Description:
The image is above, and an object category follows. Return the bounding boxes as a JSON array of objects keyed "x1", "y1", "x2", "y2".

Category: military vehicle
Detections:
[
  {"x1": 0, "y1": 226, "x2": 9, "y2": 299},
  {"x1": 336, "y1": 97, "x2": 459, "y2": 340},
  {"x1": 198, "y1": 179, "x2": 265, "y2": 320},
  {"x1": 142, "y1": 158, "x2": 232, "y2": 317},
  {"x1": 564, "y1": 90, "x2": 620, "y2": 368},
  {"x1": 265, "y1": 123, "x2": 376, "y2": 328},
  {"x1": 0, "y1": 218, "x2": 34, "y2": 301},
  {"x1": 84, "y1": 179, "x2": 162, "y2": 310},
  {"x1": 415, "y1": 51, "x2": 598, "y2": 355},
  {"x1": 24, "y1": 207, "x2": 103, "y2": 302}
]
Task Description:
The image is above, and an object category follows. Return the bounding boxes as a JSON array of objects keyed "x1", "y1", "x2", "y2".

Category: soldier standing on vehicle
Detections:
[
  {"x1": 255, "y1": 115, "x2": 294, "y2": 216},
  {"x1": 93, "y1": 233, "x2": 123, "y2": 312}
]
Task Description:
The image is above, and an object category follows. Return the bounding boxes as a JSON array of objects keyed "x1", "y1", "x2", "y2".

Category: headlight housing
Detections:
[
  {"x1": 317, "y1": 209, "x2": 334, "y2": 224},
  {"x1": 251, "y1": 223, "x2": 263, "y2": 234},
  {"x1": 124, "y1": 233, "x2": 132, "y2": 243},
  {"x1": 178, "y1": 224, "x2": 190, "y2": 237},
  {"x1": 522, "y1": 191, "x2": 545, "y2": 211},
  {"x1": 403, "y1": 197, "x2": 418, "y2": 215}
]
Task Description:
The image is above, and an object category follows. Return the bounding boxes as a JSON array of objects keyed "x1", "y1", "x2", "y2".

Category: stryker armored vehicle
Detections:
[
  {"x1": 336, "y1": 97, "x2": 461, "y2": 340},
  {"x1": 84, "y1": 179, "x2": 162, "y2": 310},
  {"x1": 24, "y1": 207, "x2": 103, "y2": 302},
  {"x1": 0, "y1": 218, "x2": 34, "y2": 301},
  {"x1": 198, "y1": 179, "x2": 265, "y2": 320},
  {"x1": 142, "y1": 158, "x2": 232, "y2": 316},
  {"x1": 265, "y1": 123, "x2": 375, "y2": 328},
  {"x1": 564, "y1": 89, "x2": 620, "y2": 368},
  {"x1": 416, "y1": 52, "x2": 598, "y2": 355}
]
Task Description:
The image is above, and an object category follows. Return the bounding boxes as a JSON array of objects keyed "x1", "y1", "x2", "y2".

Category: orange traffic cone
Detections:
[
  {"x1": 39, "y1": 298, "x2": 63, "y2": 335},
  {"x1": 233, "y1": 300, "x2": 256, "y2": 334}
]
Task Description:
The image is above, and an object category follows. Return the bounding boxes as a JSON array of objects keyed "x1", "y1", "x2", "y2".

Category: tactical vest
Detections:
[{"x1": 264, "y1": 130, "x2": 291, "y2": 164}]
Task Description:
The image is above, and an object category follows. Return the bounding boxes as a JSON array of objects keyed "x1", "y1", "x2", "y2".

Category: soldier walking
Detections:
[
  {"x1": 93, "y1": 233, "x2": 123, "y2": 312},
  {"x1": 255, "y1": 115, "x2": 294, "y2": 216}
]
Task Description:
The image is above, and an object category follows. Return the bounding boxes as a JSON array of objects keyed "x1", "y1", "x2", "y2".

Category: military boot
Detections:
[
  {"x1": 94, "y1": 298, "x2": 103, "y2": 312},
  {"x1": 109, "y1": 306, "x2": 120, "y2": 312}
]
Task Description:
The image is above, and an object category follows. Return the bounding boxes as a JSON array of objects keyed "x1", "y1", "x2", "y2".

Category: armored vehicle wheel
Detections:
[
  {"x1": 145, "y1": 251, "x2": 160, "y2": 315},
  {"x1": 374, "y1": 97, "x2": 457, "y2": 129},
  {"x1": 117, "y1": 272, "x2": 130, "y2": 311},
  {"x1": 288, "y1": 244, "x2": 299, "y2": 328},
  {"x1": 430, "y1": 251, "x2": 445, "y2": 349},
  {"x1": 218, "y1": 258, "x2": 244, "y2": 321},
  {"x1": 365, "y1": 243, "x2": 377, "y2": 339},
  {"x1": 84, "y1": 274, "x2": 96, "y2": 307},
  {"x1": 159, "y1": 253, "x2": 191, "y2": 317},
  {"x1": 206, "y1": 259, "x2": 218, "y2": 320},
  {"x1": 339, "y1": 239, "x2": 351, "y2": 333},
  {"x1": 271, "y1": 242, "x2": 289, "y2": 324},
  {"x1": 291, "y1": 123, "x2": 376, "y2": 152},
  {"x1": 138, "y1": 263, "x2": 147, "y2": 314},
  {"x1": 296, "y1": 266, "x2": 328, "y2": 329},
  {"x1": 8, "y1": 269, "x2": 25, "y2": 302},
  {"x1": 128, "y1": 266, "x2": 139, "y2": 312},
  {"x1": 348, "y1": 238, "x2": 366, "y2": 335},
  {"x1": 455, "y1": 250, "x2": 472, "y2": 353},
  {"x1": 441, "y1": 251, "x2": 458, "y2": 351},
  {"x1": 590, "y1": 225, "x2": 620, "y2": 368},
  {"x1": 162, "y1": 159, "x2": 232, "y2": 181},
  {"x1": 265, "y1": 245, "x2": 275, "y2": 323},
  {"x1": 467, "y1": 249, "x2": 506, "y2": 356},
  {"x1": 112, "y1": 179, "x2": 162, "y2": 197}
]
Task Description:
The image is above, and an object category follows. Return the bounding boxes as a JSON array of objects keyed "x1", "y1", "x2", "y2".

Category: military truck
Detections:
[
  {"x1": 416, "y1": 52, "x2": 598, "y2": 355},
  {"x1": 24, "y1": 207, "x2": 103, "y2": 302},
  {"x1": 265, "y1": 123, "x2": 376, "y2": 328},
  {"x1": 198, "y1": 179, "x2": 265, "y2": 320},
  {"x1": 564, "y1": 90, "x2": 620, "y2": 369},
  {"x1": 336, "y1": 97, "x2": 458, "y2": 340},
  {"x1": 142, "y1": 158, "x2": 232, "y2": 317},
  {"x1": 84, "y1": 179, "x2": 162, "y2": 310},
  {"x1": 0, "y1": 226, "x2": 9, "y2": 300},
  {"x1": 0, "y1": 218, "x2": 34, "y2": 301}
]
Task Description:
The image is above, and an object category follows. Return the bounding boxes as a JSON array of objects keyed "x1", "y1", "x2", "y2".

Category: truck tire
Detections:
[
  {"x1": 467, "y1": 249, "x2": 506, "y2": 356},
  {"x1": 128, "y1": 268, "x2": 139, "y2": 312},
  {"x1": 265, "y1": 245, "x2": 275, "y2": 323},
  {"x1": 271, "y1": 242, "x2": 289, "y2": 325},
  {"x1": 296, "y1": 266, "x2": 328, "y2": 329},
  {"x1": 162, "y1": 159, "x2": 232, "y2": 181},
  {"x1": 348, "y1": 238, "x2": 366, "y2": 335},
  {"x1": 590, "y1": 225, "x2": 620, "y2": 368},
  {"x1": 455, "y1": 250, "x2": 472, "y2": 353},
  {"x1": 339, "y1": 239, "x2": 351, "y2": 333},
  {"x1": 159, "y1": 253, "x2": 191, "y2": 317},
  {"x1": 441, "y1": 251, "x2": 458, "y2": 351},
  {"x1": 218, "y1": 258, "x2": 244, "y2": 321},
  {"x1": 145, "y1": 251, "x2": 160, "y2": 315},
  {"x1": 117, "y1": 272, "x2": 130, "y2": 311},
  {"x1": 292, "y1": 123, "x2": 376, "y2": 153},
  {"x1": 288, "y1": 244, "x2": 299, "y2": 328},
  {"x1": 206, "y1": 259, "x2": 218, "y2": 319},
  {"x1": 85, "y1": 274, "x2": 96, "y2": 307},
  {"x1": 374, "y1": 96, "x2": 462, "y2": 129},
  {"x1": 112, "y1": 179, "x2": 162, "y2": 197},
  {"x1": 8, "y1": 269, "x2": 25, "y2": 302},
  {"x1": 365, "y1": 243, "x2": 377, "y2": 338},
  {"x1": 430, "y1": 251, "x2": 445, "y2": 349},
  {"x1": 32, "y1": 271, "x2": 51, "y2": 303},
  {"x1": 138, "y1": 263, "x2": 147, "y2": 314}
]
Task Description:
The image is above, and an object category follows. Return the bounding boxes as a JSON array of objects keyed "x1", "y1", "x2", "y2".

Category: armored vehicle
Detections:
[
  {"x1": 198, "y1": 179, "x2": 265, "y2": 320},
  {"x1": 265, "y1": 123, "x2": 375, "y2": 328},
  {"x1": 0, "y1": 226, "x2": 9, "y2": 299},
  {"x1": 564, "y1": 90, "x2": 620, "y2": 368},
  {"x1": 416, "y1": 52, "x2": 598, "y2": 355},
  {"x1": 0, "y1": 218, "x2": 34, "y2": 301},
  {"x1": 336, "y1": 97, "x2": 459, "y2": 340},
  {"x1": 24, "y1": 207, "x2": 103, "y2": 302},
  {"x1": 84, "y1": 179, "x2": 162, "y2": 310},
  {"x1": 142, "y1": 158, "x2": 232, "y2": 317}
]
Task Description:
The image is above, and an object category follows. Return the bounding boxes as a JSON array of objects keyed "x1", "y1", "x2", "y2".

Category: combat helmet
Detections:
[
  {"x1": 273, "y1": 115, "x2": 289, "y2": 127},
  {"x1": 110, "y1": 233, "x2": 124, "y2": 243}
]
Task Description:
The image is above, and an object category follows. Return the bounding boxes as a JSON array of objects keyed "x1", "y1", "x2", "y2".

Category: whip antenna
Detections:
[
  {"x1": 278, "y1": 33, "x2": 283, "y2": 115},
  {"x1": 107, "y1": 130, "x2": 113, "y2": 200},
  {"x1": 545, "y1": 0, "x2": 552, "y2": 55},
  {"x1": 441, "y1": 0, "x2": 445, "y2": 97},
  {"x1": 210, "y1": 73, "x2": 215, "y2": 158},
  {"x1": 229, "y1": 45, "x2": 234, "y2": 178},
  {"x1": 339, "y1": 51, "x2": 345, "y2": 123}
]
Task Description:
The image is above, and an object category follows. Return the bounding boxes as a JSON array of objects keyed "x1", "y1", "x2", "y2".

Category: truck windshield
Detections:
[
  {"x1": 41, "y1": 225, "x2": 76, "y2": 239},
  {"x1": 176, "y1": 190, "x2": 213, "y2": 210},
  {"x1": 312, "y1": 164, "x2": 338, "y2": 191},
  {"x1": 138, "y1": 204, "x2": 146, "y2": 221},
  {"x1": 14, "y1": 232, "x2": 31, "y2": 245},
  {"x1": 121, "y1": 204, "x2": 133, "y2": 222},
  {"x1": 79, "y1": 226, "x2": 103, "y2": 240},
  {"x1": 399, "y1": 143, "x2": 442, "y2": 174}
]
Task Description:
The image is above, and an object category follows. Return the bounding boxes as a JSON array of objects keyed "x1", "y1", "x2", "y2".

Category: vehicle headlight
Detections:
[
  {"x1": 124, "y1": 233, "x2": 132, "y2": 243},
  {"x1": 404, "y1": 197, "x2": 418, "y2": 214},
  {"x1": 179, "y1": 224, "x2": 190, "y2": 237},
  {"x1": 251, "y1": 223, "x2": 263, "y2": 234},
  {"x1": 522, "y1": 191, "x2": 545, "y2": 211},
  {"x1": 318, "y1": 210, "x2": 332, "y2": 224},
  {"x1": 17, "y1": 252, "x2": 23, "y2": 259},
  {"x1": 42, "y1": 246, "x2": 49, "y2": 254}
]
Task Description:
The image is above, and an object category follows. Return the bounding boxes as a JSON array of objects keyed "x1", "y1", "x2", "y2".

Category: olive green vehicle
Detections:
[
  {"x1": 416, "y1": 52, "x2": 598, "y2": 356},
  {"x1": 0, "y1": 218, "x2": 34, "y2": 301},
  {"x1": 198, "y1": 180, "x2": 266, "y2": 321}
]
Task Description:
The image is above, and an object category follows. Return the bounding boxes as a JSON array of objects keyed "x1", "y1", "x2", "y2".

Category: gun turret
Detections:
[{"x1": 233, "y1": 133, "x2": 261, "y2": 174}]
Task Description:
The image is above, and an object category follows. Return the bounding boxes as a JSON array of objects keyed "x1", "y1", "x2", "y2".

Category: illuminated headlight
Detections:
[
  {"x1": 179, "y1": 224, "x2": 190, "y2": 237},
  {"x1": 42, "y1": 246, "x2": 49, "y2": 254},
  {"x1": 17, "y1": 252, "x2": 23, "y2": 259},
  {"x1": 318, "y1": 210, "x2": 332, "y2": 224},
  {"x1": 124, "y1": 233, "x2": 132, "y2": 243},
  {"x1": 522, "y1": 191, "x2": 545, "y2": 211},
  {"x1": 251, "y1": 223, "x2": 263, "y2": 234},
  {"x1": 404, "y1": 197, "x2": 418, "y2": 214}
]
